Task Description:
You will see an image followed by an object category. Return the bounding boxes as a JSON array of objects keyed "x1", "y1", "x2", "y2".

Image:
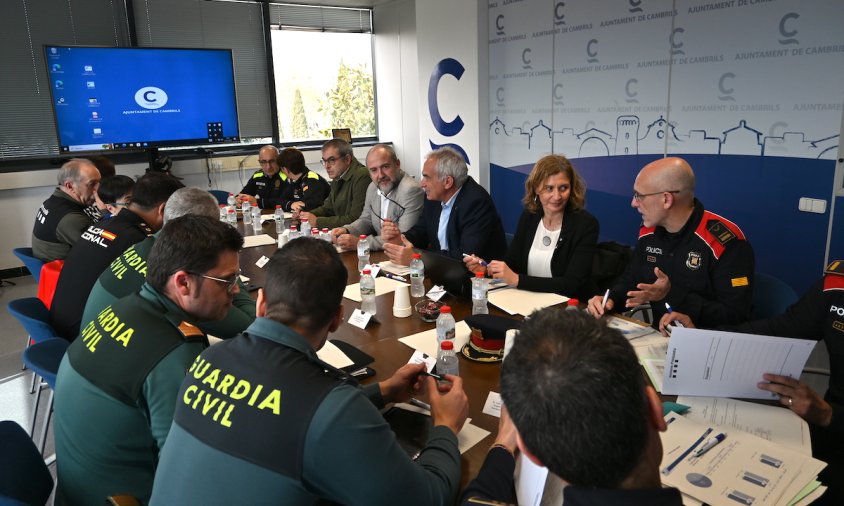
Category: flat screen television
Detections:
[{"x1": 44, "y1": 45, "x2": 240, "y2": 153}]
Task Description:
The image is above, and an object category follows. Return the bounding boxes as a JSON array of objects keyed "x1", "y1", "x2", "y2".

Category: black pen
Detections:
[
  {"x1": 422, "y1": 370, "x2": 452, "y2": 383},
  {"x1": 382, "y1": 272, "x2": 406, "y2": 282}
]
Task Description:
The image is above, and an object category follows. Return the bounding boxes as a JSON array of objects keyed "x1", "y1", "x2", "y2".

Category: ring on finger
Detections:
[{"x1": 787, "y1": 396, "x2": 793, "y2": 407}]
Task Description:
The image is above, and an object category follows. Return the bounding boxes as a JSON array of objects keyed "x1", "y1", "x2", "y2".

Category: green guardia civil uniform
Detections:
[{"x1": 54, "y1": 283, "x2": 209, "y2": 505}]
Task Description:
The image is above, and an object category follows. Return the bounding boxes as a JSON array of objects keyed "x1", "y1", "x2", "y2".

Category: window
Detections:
[{"x1": 269, "y1": 4, "x2": 375, "y2": 144}]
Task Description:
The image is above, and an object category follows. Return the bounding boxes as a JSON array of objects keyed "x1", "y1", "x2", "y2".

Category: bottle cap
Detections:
[
  {"x1": 322, "y1": 228, "x2": 329, "y2": 232},
  {"x1": 362, "y1": 269, "x2": 371, "y2": 275},
  {"x1": 440, "y1": 340, "x2": 454, "y2": 350},
  {"x1": 290, "y1": 225, "x2": 297, "y2": 230},
  {"x1": 567, "y1": 298, "x2": 580, "y2": 306},
  {"x1": 275, "y1": 204, "x2": 281, "y2": 208},
  {"x1": 359, "y1": 235, "x2": 367, "y2": 239},
  {"x1": 475, "y1": 271, "x2": 484, "y2": 278},
  {"x1": 219, "y1": 204, "x2": 225, "y2": 208},
  {"x1": 412, "y1": 253, "x2": 421, "y2": 259},
  {"x1": 440, "y1": 305, "x2": 451, "y2": 314}
]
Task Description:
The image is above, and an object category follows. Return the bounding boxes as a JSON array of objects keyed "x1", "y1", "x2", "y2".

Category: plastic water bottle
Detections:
[
  {"x1": 437, "y1": 340, "x2": 459, "y2": 377},
  {"x1": 300, "y1": 219, "x2": 312, "y2": 237},
  {"x1": 357, "y1": 235, "x2": 370, "y2": 271},
  {"x1": 251, "y1": 207, "x2": 261, "y2": 227},
  {"x1": 226, "y1": 205, "x2": 237, "y2": 225},
  {"x1": 471, "y1": 272, "x2": 489, "y2": 315},
  {"x1": 409, "y1": 253, "x2": 425, "y2": 298},
  {"x1": 289, "y1": 225, "x2": 300, "y2": 241},
  {"x1": 243, "y1": 201, "x2": 252, "y2": 224},
  {"x1": 321, "y1": 228, "x2": 331, "y2": 242},
  {"x1": 566, "y1": 298, "x2": 580, "y2": 311},
  {"x1": 219, "y1": 204, "x2": 227, "y2": 222},
  {"x1": 311, "y1": 229, "x2": 320, "y2": 238},
  {"x1": 274, "y1": 205, "x2": 284, "y2": 234},
  {"x1": 436, "y1": 306, "x2": 456, "y2": 343},
  {"x1": 360, "y1": 269, "x2": 377, "y2": 315},
  {"x1": 226, "y1": 193, "x2": 236, "y2": 207}
]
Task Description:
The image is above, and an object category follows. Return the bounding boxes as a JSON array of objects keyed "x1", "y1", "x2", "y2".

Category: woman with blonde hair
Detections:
[{"x1": 464, "y1": 154, "x2": 598, "y2": 299}]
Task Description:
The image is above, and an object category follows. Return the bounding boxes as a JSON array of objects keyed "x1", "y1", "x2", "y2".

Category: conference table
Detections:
[{"x1": 236, "y1": 218, "x2": 514, "y2": 489}]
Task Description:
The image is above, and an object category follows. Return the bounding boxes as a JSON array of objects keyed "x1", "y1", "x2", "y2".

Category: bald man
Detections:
[
  {"x1": 587, "y1": 157, "x2": 755, "y2": 328},
  {"x1": 237, "y1": 145, "x2": 288, "y2": 209}
]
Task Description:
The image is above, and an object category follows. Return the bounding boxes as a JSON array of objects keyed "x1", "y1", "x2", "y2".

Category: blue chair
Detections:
[
  {"x1": 209, "y1": 189, "x2": 230, "y2": 205},
  {"x1": 23, "y1": 338, "x2": 69, "y2": 457},
  {"x1": 13, "y1": 248, "x2": 44, "y2": 284},
  {"x1": 7, "y1": 298, "x2": 59, "y2": 394},
  {"x1": 752, "y1": 272, "x2": 799, "y2": 320},
  {"x1": 0, "y1": 421, "x2": 54, "y2": 506}
]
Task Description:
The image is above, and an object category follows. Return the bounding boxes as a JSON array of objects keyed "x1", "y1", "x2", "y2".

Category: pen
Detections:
[
  {"x1": 693, "y1": 433, "x2": 726, "y2": 457},
  {"x1": 601, "y1": 289, "x2": 610, "y2": 310},
  {"x1": 462, "y1": 253, "x2": 488, "y2": 267},
  {"x1": 662, "y1": 427, "x2": 712, "y2": 476},
  {"x1": 422, "y1": 370, "x2": 452, "y2": 383},
  {"x1": 664, "y1": 302, "x2": 685, "y2": 327},
  {"x1": 409, "y1": 398, "x2": 431, "y2": 411},
  {"x1": 382, "y1": 272, "x2": 406, "y2": 282}
]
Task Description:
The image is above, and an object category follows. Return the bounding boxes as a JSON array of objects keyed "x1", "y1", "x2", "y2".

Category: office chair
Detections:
[
  {"x1": 209, "y1": 190, "x2": 230, "y2": 205},
  {"x1": 8, "y1": 298, "x2": 59, "y2": 393},
  {"x1": 22, "y1": 338, "x2": 69, "y2": 457},
  {"x1": 0, "y1": 421, "x2": 54, "y2": 506},
  {"x1": 752, "y1": 272, "x2": 799, "y2": 320},
  {"x1": 13, "y1": 248, "x2": 44, "y2": 284}
]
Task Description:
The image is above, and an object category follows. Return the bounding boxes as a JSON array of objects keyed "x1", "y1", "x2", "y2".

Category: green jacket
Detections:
[
  {"x1": 54, "y1": 284, "x2": 208, "y2": 505},
  {"x1": 309, "y1": 158, "x2": 370, "y2": 229}
]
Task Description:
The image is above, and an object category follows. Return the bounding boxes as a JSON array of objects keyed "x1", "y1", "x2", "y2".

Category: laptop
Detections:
[{"x1": 418, "y1": 250, "x2": 472, "y2": 298}]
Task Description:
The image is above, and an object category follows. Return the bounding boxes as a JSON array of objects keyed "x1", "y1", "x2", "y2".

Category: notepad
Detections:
[{"x1": 487, "y1": 287, "x2": 567, "y2": 316}]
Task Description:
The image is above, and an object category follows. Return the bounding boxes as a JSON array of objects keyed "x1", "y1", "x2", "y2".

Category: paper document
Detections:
[
  {"x1": 606, "y1": 315, "x2": 657, "y2": 340},
  {"x1": 398, "y1": 321, "x2": 471, "y2": 358},
  {"x1": 343, "y1": 277, "x2": 409, "y2": 302},
  {"x1": 316, "y1": 340, "x2": 354, "y2": 369},
  {"x1": 631, "y1": 334, "x2": 670, "y2": 362},
  {"x1": 678, "y1": 396, "x2": 812, "y2": 456},
  {"x1": 515, "y1": 454, "x2": 550, "y2": 506},
  {"x1": 482, "y1": 392, "x2": 502, "y2": 417},
  {"x1": 242, "y1": 234, "x2": 277, "y2": 248},
  {"x1": 660, "y1": 414, "x2": 825, "y2": 506},
  {"x1": 378, "y1": 261, "x2": 411, "y2": 276},
  {"x1": 488, "y1": 288, "x2": 567, "y2": 316},
  {"x1": 391, "y1": 404, "x2": 490, "y2": 454},
  {"x1": 662, "y1": 328, "x2": 816, "y2": 399},
  {"x1": 642, "y1": 358, "x2": 665, "y2": 392}
]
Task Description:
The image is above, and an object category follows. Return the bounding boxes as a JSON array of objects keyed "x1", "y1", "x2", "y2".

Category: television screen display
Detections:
[{"x1": 45, "y1": 46, "x2": 240, "y2": 152}]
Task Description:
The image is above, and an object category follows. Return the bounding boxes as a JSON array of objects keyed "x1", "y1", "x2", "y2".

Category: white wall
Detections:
[{"x1": 373, "y1": 0, "x2": 421, "y2": 176}]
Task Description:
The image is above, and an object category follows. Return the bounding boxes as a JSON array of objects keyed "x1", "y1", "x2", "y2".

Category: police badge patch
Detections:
[{"x1": 686, "y1": 251, "x2": 702, "y2": 270}]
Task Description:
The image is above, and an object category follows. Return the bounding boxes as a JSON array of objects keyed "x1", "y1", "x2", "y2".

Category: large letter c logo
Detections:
[{"x1": 428, "y1": 58, "x2": 465, "y2": 137}]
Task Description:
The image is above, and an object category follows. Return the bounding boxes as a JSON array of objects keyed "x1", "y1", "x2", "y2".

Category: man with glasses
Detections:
[
  {"x1": 296, "y1": 138, "x2": 369, "y2": 229},
  {"x1": 331, "y1": 144, "x2": 424, "y2": 251},
  {"x1": 236, "y1": 145, "x2": 288, "y2": 209},
  {"x1": 32, "y1": 158, "x2": 102, "y2": 262},
  {"x1": 587, "y1": 156, "x2": 754, "y2": 328},
  {"x1": 54, "y1": 215, "x2": 244, "y2": 505},
  {"x1": 50, "y1": 172, "x2": 184, "y2": 340}
]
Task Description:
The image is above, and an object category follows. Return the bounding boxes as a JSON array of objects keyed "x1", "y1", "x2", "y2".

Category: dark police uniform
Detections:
[
  {"x1": 54, "y1": 284, "x2": 208, "y2": 505},
  {"x1": 608, "y1": 199, "x2": 755, "y2": 328},
  {"x1": 31, "y1": 188, "x2": 93, "y2": 262},
  {"x1": 81, "y1": 232, "x2": 256, "y2": 340},
  {"x1": 239, "y1": 169, "x2": 287, "y2": 209},
  {"x1": 726, "y1": 261, "x2": 844, "y2": 503},
  {"x1": 50, "y1": 208, "x2": 153, "y2": 340},
  {"x1": 279, "y1": 170, "x2": 331, "y2": 212},
  {"x1": 150, "y1": 317, "x2": 461, "y2": 505}
]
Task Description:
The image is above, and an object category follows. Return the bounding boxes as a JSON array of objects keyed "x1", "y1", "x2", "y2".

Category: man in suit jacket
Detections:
[
  {"x1": 332, "y1": 144, "x2": 423, "y2": 251},
  {"x1": 383, "y1": 147, "x2": 506, "y2": 265}
]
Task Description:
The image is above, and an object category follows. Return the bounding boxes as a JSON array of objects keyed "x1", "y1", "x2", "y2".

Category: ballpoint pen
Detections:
[
  {"x1": 601, "y1": 289, "x2": 610, "y2": 310},
  {"x1": 462, "y1": 253, "x2": 488, "y2": 267},
  {"x1": 381, "y1": 272, "x2": 406, "y2": 282},
  {"x1": 662, "y1": 427, "x2": 712, "y2": 475},
  {"x1": 664, "y1": 302, "x2": 686, "y2": 327},
  {"x1": 693, "y1": 432, "x2": 726, "y2": 457},
  {"x1": 422, "y1": 370, "x2": 451, "y2": 383}
]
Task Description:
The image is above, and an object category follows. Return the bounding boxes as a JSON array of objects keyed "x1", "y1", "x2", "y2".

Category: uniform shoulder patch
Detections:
[
  {"x1": 177, "y1": 321, "x2": 205, "y2": 339},
  {"x1": 694, "y1": 211, "x2": 746, "y2": 259},
  {"x1": 306, "y1": 171, "x2": 319, "y2": 180},
  {"x1": 638, "y1": 225, "x2": 656, "y2": 238},
  {"x1": 824, "y1": 260, "x2": 844, "y2": 292},
  {"x1": 252, "y1": 171, "x2": 265, "y2": 179}
]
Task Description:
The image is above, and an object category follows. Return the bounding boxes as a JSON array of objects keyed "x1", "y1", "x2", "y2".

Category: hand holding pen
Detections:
[
  {"x1": 462, "y1": 253, "x2": 488, "y2": 275},
  {"x1": 658, "y1": 307, "x2": 695, "y2": 336}
]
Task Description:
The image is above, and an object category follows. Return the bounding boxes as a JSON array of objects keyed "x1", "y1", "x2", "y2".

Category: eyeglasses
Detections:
[
  {"x1": 371, "y1": 190, "x2": 406, "y2": 222},
  {"x1": 190, "y1": 270, "x2": 241, "y2": 293},
  {"x1": 258, "y1": 159, "x2": 278, "y2": 165},
  {"x1": 320, "y1": 155, "x2": 347, "y2": 166},
  {"x1": 632, "y1": 190, "x2": 681, "y2": 202}
]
